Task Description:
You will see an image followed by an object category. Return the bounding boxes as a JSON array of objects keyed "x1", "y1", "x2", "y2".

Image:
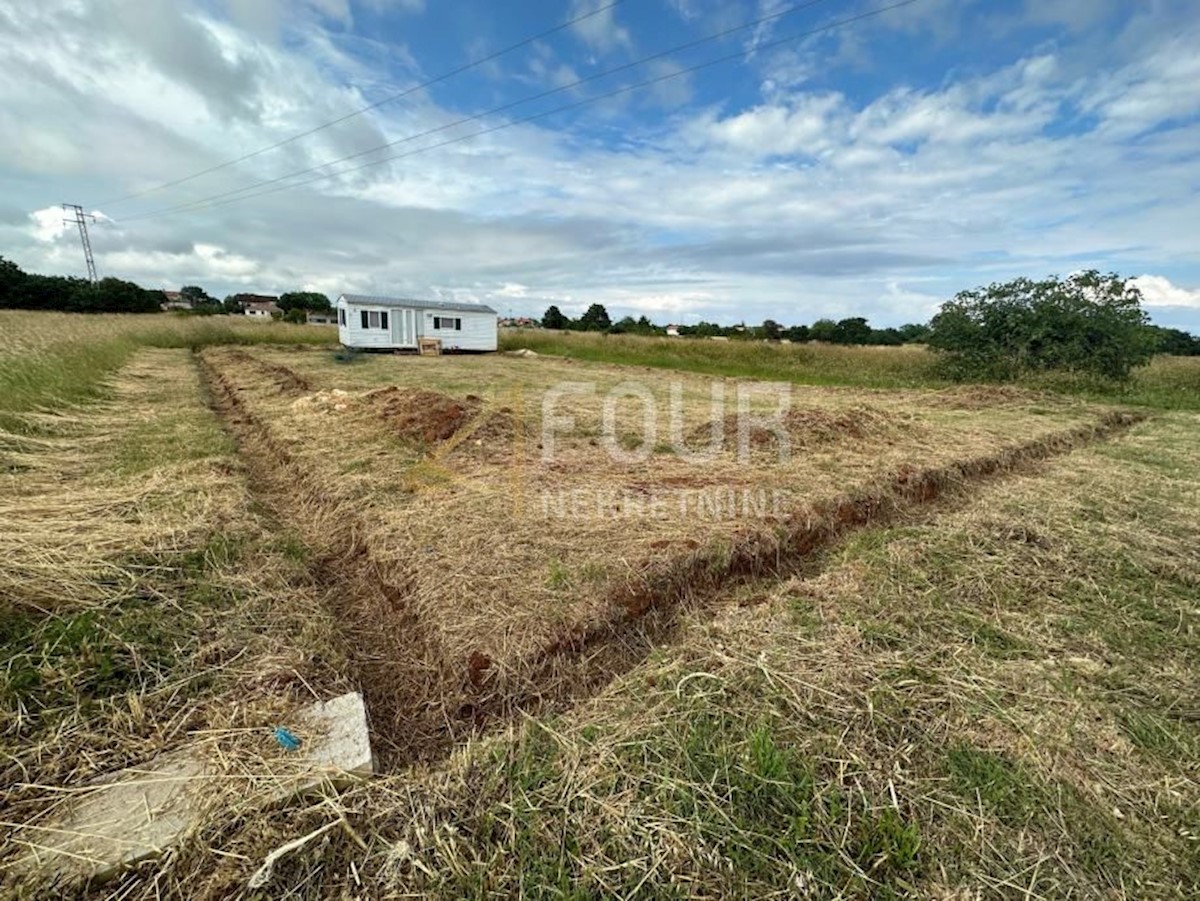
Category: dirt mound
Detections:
[
  {"x1": 366, "y1": 388, "x2": 482, "y2": 443},
  {"x1": 450, "y1": 407, "x2": 528, "y2": 459},
  {"x1": 688, "y1": 406, "x2": 900, "y2": 451}
]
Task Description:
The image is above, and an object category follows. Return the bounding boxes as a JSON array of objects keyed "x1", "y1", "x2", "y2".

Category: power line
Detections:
[
  {"x1": 62, "y1": 203, "x2": 98, "y2": 283},
  {"x1": 92, "y1": 0, "x2": 629, "y2": 207},
  {"x1": 118, "y1": 0, "x2": 922, "y2": 224},
  {"x1": 114, "y1": 0, "x2": 843, "y2": 222}
]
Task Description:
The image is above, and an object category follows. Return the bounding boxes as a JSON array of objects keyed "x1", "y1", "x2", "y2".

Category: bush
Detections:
[{"x1": 927, "y1": 271, "x2": 1154, "y2": 381}]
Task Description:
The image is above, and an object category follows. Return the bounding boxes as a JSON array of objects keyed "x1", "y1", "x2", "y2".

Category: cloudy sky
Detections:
[{"x1": 2, "y1": 0, "x2": 1198, "y2": 329}]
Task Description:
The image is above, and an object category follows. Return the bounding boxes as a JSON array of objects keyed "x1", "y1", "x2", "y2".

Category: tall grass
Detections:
[
  {"x1": 502, "y1": 329, "x2": 1200, "y2": 409},
  {"x1": 501, "y1": 329, "x2": 945, "y2": 388},
  {"x1": 0, "y1": 311, "x2": 334, "y2": 430}
]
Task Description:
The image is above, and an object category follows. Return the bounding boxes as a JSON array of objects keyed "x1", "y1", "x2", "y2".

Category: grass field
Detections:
[
  {"x1": 501, "y1": 328, "x2": 1200, "y2": 411},
  {"x1": 0, "y1": 310, "x2": 333, "y2": 432},
  {"x1": 1, "y1": 312, "x2": 1198, "y2": 899}
]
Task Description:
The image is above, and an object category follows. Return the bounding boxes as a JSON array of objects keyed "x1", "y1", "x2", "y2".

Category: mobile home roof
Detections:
[{"x1": 338, "y1": 294, "x2": 497, "y2": 315}]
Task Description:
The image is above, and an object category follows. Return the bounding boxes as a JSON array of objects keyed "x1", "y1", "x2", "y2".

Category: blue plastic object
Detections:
[{"x1": 274, "y1": 726, "x2": 302, "y2": 751}]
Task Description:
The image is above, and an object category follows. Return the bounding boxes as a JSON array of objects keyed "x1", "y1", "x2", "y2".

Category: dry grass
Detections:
[
  {"x1": 110, "y1": 408, "x2": 1197, "y2": 900},
  {"x1": 0, "y1": 349, "x2": 354, "y2": 894},
  {"x1": 3, "y1": 323, "x2": 1196, "y2": 899},
  {"x1": 193, "y1": 347, "x2": 1126, "y2": 763}
]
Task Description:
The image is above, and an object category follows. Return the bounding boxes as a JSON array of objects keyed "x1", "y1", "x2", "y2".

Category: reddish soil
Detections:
[
  {"x1": 366, "y1": 388, "x2": 482, "y2": 443},
  {"x1": 449, "y1": 407, "x2": 526, "y2": 459}
]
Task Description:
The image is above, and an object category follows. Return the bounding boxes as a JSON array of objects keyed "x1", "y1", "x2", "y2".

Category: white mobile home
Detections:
[{"x1": 335, "y1": 295, "x2": 498, "y2": 352}]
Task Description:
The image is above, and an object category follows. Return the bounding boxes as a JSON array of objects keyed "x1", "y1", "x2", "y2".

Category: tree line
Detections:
[
  {"x1": 540, "y1": 303, "x2": 932, "y2": 346},
  {"x1": 0, "y1": 256, "x2": 332, "y2": 320},
  {"x1": 1, "y1": 255, "x2": 164, "y2": 313}
]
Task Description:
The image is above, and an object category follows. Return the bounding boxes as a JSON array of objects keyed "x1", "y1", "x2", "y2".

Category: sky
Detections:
[{"x1": 1, "y1": 0, "x2": 1199, "y2": 330}]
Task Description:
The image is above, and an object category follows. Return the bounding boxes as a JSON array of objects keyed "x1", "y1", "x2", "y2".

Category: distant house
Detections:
[
  {"x1": 161, "y1": 291, "x2": 191, "y2": 311},
  {"x1": 665, "y1": 324, "x2": 681, "y2": 337},
  {"x1": 245, "y1": 300, "x2": 281, "y2": 319},
  {"x1": 499, "y1": 316, "x2": 540, "y2": 328},
  {"x1": 336, "y1": 294, "x2": 498, "y2": 352},
  {"x1": 306, "y1": 310, "x2": 336, "y2": 325}
]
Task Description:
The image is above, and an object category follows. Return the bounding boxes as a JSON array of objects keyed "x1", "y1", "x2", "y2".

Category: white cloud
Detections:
[
  {"x1": 2, "y1": 0, "x2": 1199, "y2": 332},
  {"x1": 28, "y1": 207, "x2": 65, "y2": 243},
  {"x1": 1132, "y1": 275, "x2": 1200, "y2": 309},
  {"x1": 568, "y1": 0, "x2": 632, "y2": 55}
]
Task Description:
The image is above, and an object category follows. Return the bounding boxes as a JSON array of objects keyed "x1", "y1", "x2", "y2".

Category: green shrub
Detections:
[{"x1": 927, "y1": 271, "x2": 1154, "y2": 381}]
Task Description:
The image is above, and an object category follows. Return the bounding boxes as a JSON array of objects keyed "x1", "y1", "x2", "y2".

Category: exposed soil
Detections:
[
  {"x1": 447, "y1": 407, "x2": 527, "y2": 460},
  {"x1": 365, "y1": 387, "x2": 482, "y2": 443}
]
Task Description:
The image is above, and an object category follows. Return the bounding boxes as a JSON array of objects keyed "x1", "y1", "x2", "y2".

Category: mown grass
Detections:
[
  {"x1": 0, "y1": 349, "x2": 352, "y2": 851},
  {"x1": 501, "y1": 329, "x2": 1200, "y2": 410},
  {"x1": 138, "y1": 406, "x2": 1196, "y2": 899},
  {"x1": 3, "y1": 314, "x2": 1197, "y2": 897},
  {"x1": 0, "y1": 311, "x2": 333, "y2": 432}
]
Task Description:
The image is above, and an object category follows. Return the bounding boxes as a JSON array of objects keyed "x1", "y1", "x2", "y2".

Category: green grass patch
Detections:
[
  {"x1": 947, "y1": 746, "x2": 1037, "y2": 823},
  {"x1": 417, "y1": 688, "x2": 922, "y2": 899},
  {"x1": 0, "y1": 540, "x2": 240, "y2": 738}
]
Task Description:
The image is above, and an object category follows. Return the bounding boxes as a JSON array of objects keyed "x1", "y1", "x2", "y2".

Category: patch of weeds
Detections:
[
  {"x1": 858, "y1": 620, "x2": 907, "y2": 650},
  {"x1": 0, "y1": 540, "x2": 250, "y2": 740},
  {"x1": 545, "y1": 558, "x2": 573, "y2": 590},
  {"x1": 402, "y1": 460, "x2": 455, "y2": 489},
  {"x1": 331, "y1": 347, "x2": 366, "y2": 365},
  {"x1": 271, "y1": 532, "x2": 311, "y2": 564},
  {"x1": 637, "y1": 707, "x2": 922, "y2": 895},
  {"x1": 176, "y1": 531, "x2": 246, "y2": 573},
  {"x1": 577, "y1": 561, "x2": 607, "y2": 584},
  {"x1": 1053, "y1": 781, "x2": 1134, "y2": 884},
  {"x1": 652, "y1": 440, "x2": 677, "y2": 454},
  {"x1": 785, "y1": 594, "x2": 822, "y2": 630},
  {"x1": 946, "y1": 746, "x2": 1037, "y2": 824},
  {"x1": 0, "y1": 599, "x2": 194, "y2": 736},
  {"x1": 618, "y1": 432, "x2": 644, "y2": 451},
  {"x1": 1119, "y1": 710, "x2": 1197, "y2": 761},
  {"x1": 427, "y1": 688, "x2": 921, "y2": 898},
  {"x1": 965, "y1": 618, "x2": 1032, "y2": 657}
]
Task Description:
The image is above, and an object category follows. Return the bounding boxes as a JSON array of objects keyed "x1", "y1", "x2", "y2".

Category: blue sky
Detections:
[{"x1": 2, "y1": 0, "x2": 1199, "y2": 330}]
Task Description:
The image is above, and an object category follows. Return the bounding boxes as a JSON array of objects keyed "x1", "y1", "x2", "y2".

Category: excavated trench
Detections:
[{"x1": 196, "y1": 347, "x2": 1147, "y2": 772}]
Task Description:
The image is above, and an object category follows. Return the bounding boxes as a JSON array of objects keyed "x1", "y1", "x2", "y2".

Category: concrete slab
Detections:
[{"x1": 12, "y1": 691, "x2": 372, "y2": 885}]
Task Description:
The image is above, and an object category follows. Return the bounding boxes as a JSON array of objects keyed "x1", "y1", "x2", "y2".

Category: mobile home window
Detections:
[
  {"x1": 360, "y1": 310, "x2": 369, "y2": 329},
  {"x1": 434, "y1": 316, "x2": 462, "y2": 330},
  {"x1": 363, "y1": 310, "x2": 388, "y2": 329},
  {"x1": 339, "y1": 308, "x2": 346, "y2": 326}
]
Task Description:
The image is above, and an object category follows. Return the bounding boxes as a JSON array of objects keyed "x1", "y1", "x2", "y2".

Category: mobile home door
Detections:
[{"x1": 391, "y1": 308, "x2": 416, "y2": 347}]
